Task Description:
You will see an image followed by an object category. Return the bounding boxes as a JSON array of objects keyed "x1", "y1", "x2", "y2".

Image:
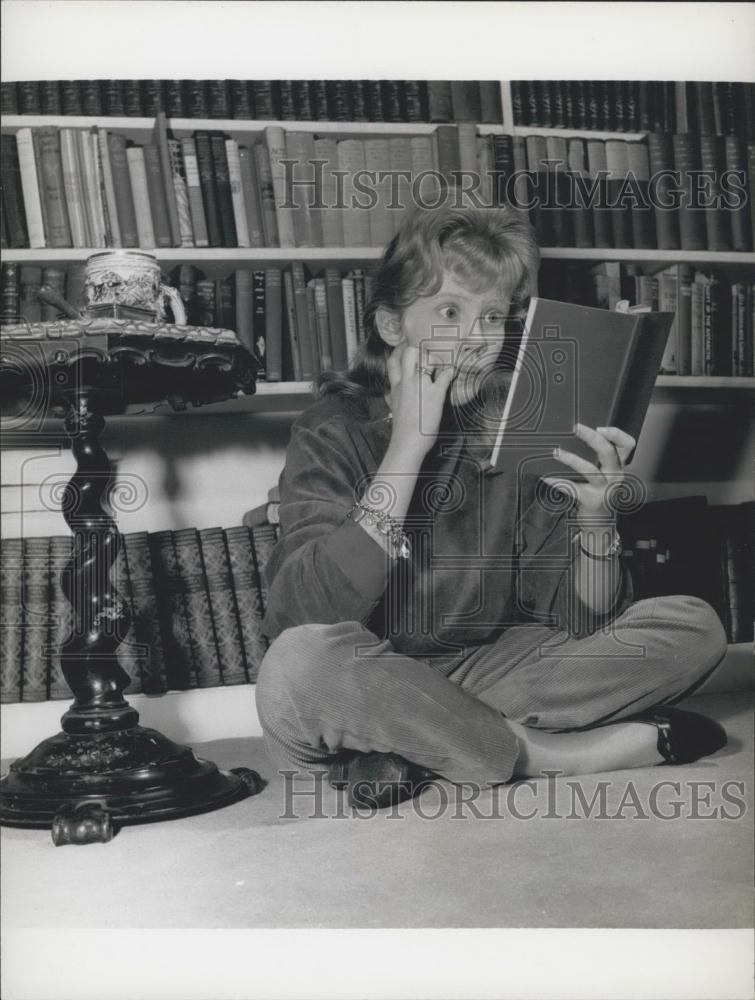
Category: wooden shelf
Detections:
[{"x1": 2, "y1": 247, "x2": 753, "y2": 268}]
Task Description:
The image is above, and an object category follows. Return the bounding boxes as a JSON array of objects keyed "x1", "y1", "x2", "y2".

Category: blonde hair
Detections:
[{"x1": 317, "y1": 201, "x2": 540, "y2": 404}]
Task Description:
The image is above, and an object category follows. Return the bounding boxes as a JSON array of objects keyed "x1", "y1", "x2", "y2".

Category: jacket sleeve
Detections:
[{"x1": 261, "y1": 420, "x2": 395, "y2": 639}]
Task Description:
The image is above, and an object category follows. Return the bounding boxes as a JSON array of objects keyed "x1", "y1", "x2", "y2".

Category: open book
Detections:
[{"x1": 489, "y1": 297, "x2": 674, "y2": 479}]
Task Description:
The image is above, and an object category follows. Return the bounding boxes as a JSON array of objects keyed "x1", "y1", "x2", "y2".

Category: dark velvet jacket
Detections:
[{"x1": 261, "y1": 389, "x2": 633, "y2": 666}]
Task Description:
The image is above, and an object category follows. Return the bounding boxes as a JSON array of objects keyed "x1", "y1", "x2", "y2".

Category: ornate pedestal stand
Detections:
[{"x1": 0, "y1": 318, "x2": 263, "y2": 844}]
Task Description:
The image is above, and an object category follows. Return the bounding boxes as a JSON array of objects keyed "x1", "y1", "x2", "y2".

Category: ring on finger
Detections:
[{"x1": 415, "y1": 364, "x2": 435, "y2": 379}]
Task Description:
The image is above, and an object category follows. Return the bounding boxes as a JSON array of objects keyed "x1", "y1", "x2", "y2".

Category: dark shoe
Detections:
[
  {"x1": 329, "y1": 752, "x2": 436, "y2": 809},
  {"x1": 633, "y1": 706, "x2": 727, "y2": 765}
]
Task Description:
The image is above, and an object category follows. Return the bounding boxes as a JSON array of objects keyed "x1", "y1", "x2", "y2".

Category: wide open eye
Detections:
[{"x1": 439, "y1": 305, "x2": 458, "y2": 321}]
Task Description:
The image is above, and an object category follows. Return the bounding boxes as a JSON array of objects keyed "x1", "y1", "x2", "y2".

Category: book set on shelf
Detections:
[
  {"x1": 1, "y1": 78, "x2": 753, "y2": 390},
  {"x1": 0, "y1": 519, "x2": 280, "y2": 704}
]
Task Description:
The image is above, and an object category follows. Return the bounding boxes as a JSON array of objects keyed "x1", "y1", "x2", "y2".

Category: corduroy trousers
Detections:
[{"x1": 256, "y1": 595, "x2": 727, "y2": 786}]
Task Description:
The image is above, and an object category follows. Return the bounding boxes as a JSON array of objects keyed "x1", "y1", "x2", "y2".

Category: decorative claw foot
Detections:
[
  {"x1": 51, "y1": 802, "x2": 114, "y2": 846},
  {"x1": 230, "y1": 767, "x2": 266, "y2": 796}
]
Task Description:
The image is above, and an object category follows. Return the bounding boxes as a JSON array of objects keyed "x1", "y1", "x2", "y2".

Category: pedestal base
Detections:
[{"x1": 0, "y1": 726, "x2": 263, "y2": 843}]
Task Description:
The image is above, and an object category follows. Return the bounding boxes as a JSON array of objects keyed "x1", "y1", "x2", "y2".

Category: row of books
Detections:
[
  {"x1": 0, "y1": 79, "x2": 502, "y2": 125},
  {"x1": 617, "y1": 497, "x2": 753, "y2": 644},
  {"x1": 4, "y1": 122, "x2": 755, "y2": 253},
  {"x1": 0, "y1": 261, "x2": 377, "y2": 382},
  {"x1": 542, "y1": 261, "x2": 754, "y2": 376},
  {"x1": 518, "y1": 132, "x2": 755, "y2": 253},
  {"x1": 512, "y1": 81, "x2": 755, "y2": 137},
  {"x1": 0, "y1": 522, "x2": 280, "y2": 704}
]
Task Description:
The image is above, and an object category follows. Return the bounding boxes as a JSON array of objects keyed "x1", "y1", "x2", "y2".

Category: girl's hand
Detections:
[
  {"x1": 386, "y1": 342, "x2": 456, "y2": 459},
  {"x1": 542, "y1": 424, "x2": 637, "y2": 527}
]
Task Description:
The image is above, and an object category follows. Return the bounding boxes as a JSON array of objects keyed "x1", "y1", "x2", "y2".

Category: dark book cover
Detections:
[
  {"x1": 193, "y1": 131, "x2": 223, "y2": 247},
  {"x1": 252, "y1": 269, "x2": 266, "y2": 375},
  {"x1": 724, "y1": 136, "x2": 752, "y2": 252},
  {"x1": 626, "y1": 141, "x2": 657, "y2": 250},
  {"x1": 18, "y1": 80, "x2": 42, "y2": 115},
  {"x1": 551, "y1": 81, "x2": 567, "y2": 130},
  {"x1": 364, "y1": 80, "x2": 385, "y2": 122},
  {"x1": 173, "y1": 528, "x2": 222, "y2": 688},
  {"x1": 207, "y1": 80, "x2": 230, "y2": 119},
  {"x1": 20, "y1": 537, "x2": 50, "y2": 702},
  {"x1": 61, "y1": 80, "x2": 83, "y2": 116},
  {"x1": 214, "y1": 275, "x2": 234, "y2": 329},
  {"x1": 238, "y1": 146, "x2": 264, "y2": 247},
  {"x1": 584, "y1": 81, "x2": 601, "y2": 130},
  {"x1": 264, "y1": 267, "x2": 283, "y2": 381},
  {"x1": 567, "y1": 139, "x2": 595, "y2": 249},
  {"x1": 195, "y1": 277, "x2": 216, "y2": 327},
  {"x1": 0, "y1": 135, "x2": 29, "y2": 248},
  {"x1": 172, "y1": 262, "x2": 199, "y2": 325},
  {"x1": 102, "y1": 79, "x2": 124, "y2": 117},
  {"x1": 35, "y1": 127, "x2": 72, "y2": 248},
  {"x1": 153, "y1": 112, "x2": 181, "y2": 246},
  {"x1": 0, "y1": 538, "x2": 24, "y2": 703},
  {"x1": 539, "y1": 80, "x2": 554, "y2": 128},
  {"x1": 525, "y1": 135, "x2": 554, "y2": 247},
  {"x1": 230, "y1": 79, "x2": 252, "y2": 119},
  {"x1": 148, "y1": 530, "x2": 199, "y2": 690},
  {"x1": 1, "y1": 81, "x2": 18, "y2": 114},
  {"x1": 450, "y1": 81, "x2": 481, "y2": 122},
  {"x1": 143, "y1": 143, "x2": 173, "y2": 248},
  {"x1": 699, "y1": 134, "x2": 732, "y2": 251},
  {"x1": 491, "y1": 134, "x2": 513, "y2": 208},
  {"x1": 162, "y1": 79, "x2": 185, "y2": 118},
  {"x1": 199, "y1": 528, "x2": 249, "y2": 685},
  {"x1": 113, "y1": 541, "x2": 143, "y2": 695},
  {"x1": 325, "y1": 266, "x2": 348, "y2": 371},
  {"x1": 108, "y1": 133, "x2": 139, "y2": 248},
  {"x1": 427, "y1": 81, "x2": 453, "y2": 122},
  {"x1": 381, "y1": 81, "x2": 404, "y2": 122},
  {"x1": 312, "y1": 277, "x2": 333, "y2": 372},
  {"x1": 478, "y1": 81, "x2": 502, "y2": 125},
  {"x1": 185, "y1": 79, "x2": 209, "y2": 118},
  {"x1": 278, "y1": 80, "x2": 297, "y2": 120},
  {"x1": 122, "y1": 80, "x2": 143, "y2": 117},
  {"x1": 234, "y1": 268, "x2": 254, "y2": 354},
  {"x1": 40, "y1": 80, "x2": 63, "y2": 115},
  {"x1": 624, "y1": 81, "x2": 639, "y2": 131},
  {"x1": 292, "y1": 80, "x2": 314, "y2": 120},
  {"x1": 48, "y1": 536, "x2": 73, "y2": 700},
  {"x1": 690, "y1": 82, "x2": 716, "y2": 134},
  {"x1": 123, "y1": 532, "x2": 168, "y2": 694},
  {"x1": 209, "y1": 131, "x2": 238, "y2": 247},
  {"x1": 510, "y1": 81, "x2": 525, "y2": 126},
  {"x1": 252, "y1": 81, "x2": 278, "y2": 119},
  {"x1": 352, "y1": 268, "x2": 366, "y2": 343},
  {"x1": 140, "y1": 79, "x2": 163, "y2": 117},
  {"x1": 490, "y1": 298, "x2": 674, "y2": 479},
  {"x1": 328, "y1": 80, "x2": 352, "y2": 121},
  {"x1": 704, "y1": 271, "x2": 732, "y2": 376},
  {"x1": 291, "y1": 261, "x2": 316, "y2": 380},
  {"x1": 402, "y1": 81, "x2": 426, "y2": 122},
  {"x1": 224, "y1": 526, "x2": 269, "y2": 682},
  {"x1": 311, "y1": 80, "x2": 330, "y2": 120},
  {"x1": 282, "y1": 267, "x2": 302, "y2": 381},
  {"x1": 647, "y1": 132, "x2": 681, "y2": 249},
  {"x1": 545, "y1": 136, "x2": 574, "y2": 248},
  {"x1": 673, "y1": 133, "x2": 708, "y2": 251},
  {"x1": 637, "y1": 82, "x2": 654, "y2": 131},
  {"x1": 713, "y1": 82, "x2": 738, "y2": 136},
  {"x1": 349, "y1": 81, "x2": 368, "y2": 122},
  {"x1": 605, "y1": 139, "x2": 634, "y2": 249}
]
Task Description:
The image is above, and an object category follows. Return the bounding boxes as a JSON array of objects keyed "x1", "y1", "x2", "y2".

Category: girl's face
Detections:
[{"x1": 395, "y1": 270, "x2": 510, "y2": 407}]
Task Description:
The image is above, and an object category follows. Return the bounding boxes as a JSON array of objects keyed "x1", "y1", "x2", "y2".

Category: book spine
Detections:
[
  {"x1": 626, "y1": 141, "x2": 657, "y2": 250},
  {"x1": 225, "y1": 138, "x2": 250, "y2": 247},
  {"x1": 341, "y1": 276, "x2": 359, "y2": 363},
  {"x1": 230, "y1": 80, "x2": 253, "y2": 119},
  {"x1": 698, "y1": 134, "x2": 731, "y2": 251},
  {"x1": 545, "y1": 135, "x2": 573, "y2": 248},
  {"x1": 1, "y1": 135, "x2": 29, "y2": 248},
  {"x1": 113, "y1": 540, "x2": 143, "y2": 694},
  {"x1": 195, "y1": 278, "x2": 216, "y2": 327},
  {"x1": 92, "y1": 128, "x2": 116, "y2": 247},
  {"x1": 238, "y1": 146, "x2": 265, "y2": 248},
  {"x1": 451, "y1": 81, "x2": 481, "y2": 122},
  {"x1": 215, "y1": 275, "x2": 234, "y2": 329},
  {"x1": 657, "y1": 269, "x2": 678, "y2": 373},
  {"x1": 388, "y1": 136, "x2": 413, "y2": 236},
  {"x1": 313, "y1": 277, "x2": 333, "y2": 371},
  {"x1": 250, "y1": 524, "x2": 278, "y2": 612},
  {"x1": 264, "y1": 267, "x2": 283, "y2": 381},
  {"x1": 314, "y1": 137, "x2": 343, "y2": 247},
  {"x1": 311, "y1": 80, "x2": 330, "y2": 120},
  {"x1": 193, "y1": 131, "x2": 223, "y2": 247},
  {"x1": 143, "y1": 145, "x2": 172, "y2": 248},
  {"x1": 285, "y1": 131, "x2": 319, "y2": 248},
  {"x1": 41, "y1": 81, "x2": 62, "y2": 114},
  {"x1": 279, "y1": 80, "x2": 297, "y2": 120},
  {"x1": 199, "y1": 528, "x2": 249, "y2": 685},
  {"x1": 526, "y1": 134, "x2": 553, "y2": 246},
  {"x1": 352, "y1": 269, "x2": 366, "y2": 343},
  {"x1": 402, "y1": 81, "x2": 426, "y2": 122},
  {"x1": 566, "y1": 138, "x2": 594, "y2": 248},
  {"x1": 252, "y1": 81, "x2": 277, "y2": 118},
  {"x1": 254, "y1": 142, "x2": 280, "y2": 247},
  {"x1": 107, "y1": 133, "x2": 139, "y2": 248},
  {"x1": 291, "y1": 261, "x2": 316, "y2": 380},
  {"x1": 148, "y1": 530, "x2": 198, "y2": 690},
  {"x1": 265, "y1": 125, "x2": 296, "y2": 248},
  {"x1": 122, "y1": 80, "x2": 142, "y2": 116},
  {"x1": 209, "y1": 132, "x2": 238, "y2": 247},
  {"x1": 324, "y1": 267, "x2": 349, "y2": 371},
  {"x1": 282, "y1": 267, "x2": 302, "y2": 380},
  {"x1": 58, "y1": 129, "x2": 89, "y2": 248},
  {"x1": 123, "y1": 531, "x2": 167, "y2": 693},
  {"x1": 126, "y1": 147, "x2": 156, "y2": 248},
  {"x1": 363, "y1": 137, "x2": 392, "y2": 249},
  {"x1": 0, "y1": 538, "x2": 24, "y2": 703},
  {"x1": 676, "y1": 265, "x2": 693, "y2": 375},
  {"x1": 185, "y1": 79, "x2": 209, "y2": 118},
  {"x1": 234, "y1": 268, "x2": 254, "y2": 354},
  {"x1": 224, "y1": 527, "x2": 269, "y2": 682},
  {"x1": 673, "y1": 133, "x2": 707, "y2": 252},
  {"x1": 647, "y1": 132, "x2": 681, "y2": 250},
  {"x1": 427, "y1": 81, "x2": 453, "y2": 122},
  {"x1": 35, "y1": 127, "x2": 72, "y2": 247},
  {"x1": 337, "y1": 139, "x2": 370, "y2": 245},
  {"x1": 293, "y1": 80, "x2": 314, "y2": 120},
  {"x1": 78, "y1": 130, "x2": 106, "y2": 247},
  {"x1": 724, "y1": 136, "x2": 753, "y2": 252},
  {"x1": 180, "y1": 138, "x2": 210, "y2": 248},
  {"x1": 20, "y1": 538, "x2": 51, "y2": 702},
  {"x1": 164, "y1": 79, "x2": 185, "y2": 118},
  {"x1": 97, "y1": 128, "x2": 122, "y2": 248},
  {"x1": 479, "y1": 81, "x2": 502, "y2": 124},
  {"x1": 208, "y1": 79, "x2": 230, "y2": 119},
  {"x1": 15, "y1": 129, "x2": 45, "y2": 248},
  {"x1": 154, "y1": 112, "x2": 180, "y2": 246},
  {"x1": 605, "y1": 139, "x2": 633, "y2": 249},
  {"x1": 172, "y1": 528, "x2": 222, "y2": 687},
  {"x1": 252, "y1": 269, "x2": 266, "y2": 374},
  {"x1": 690, "y1": 273, "x2": 706, "y2": 376},
  {"x1": 306, "y1": 281, "x2": 320, "y2": 376},
  {"x1": 47, "y1": 536, "x2": 73, "y2": 699},
  {"x1": 167, "y1": 138, "x2": 195, "y2": 248}
]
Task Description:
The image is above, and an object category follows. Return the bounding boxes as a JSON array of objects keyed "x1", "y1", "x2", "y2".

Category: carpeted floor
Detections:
[{"x1": 1, "y1": 689, "x2": 752, "y2": 930}]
